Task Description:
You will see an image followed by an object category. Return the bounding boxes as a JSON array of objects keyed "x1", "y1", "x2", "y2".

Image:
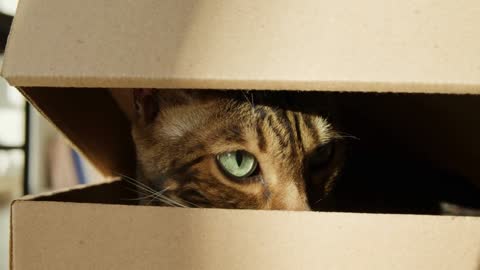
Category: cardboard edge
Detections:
[
  {"x1": 14, "y1": 178, "x2": 121, "y2": 202},
  {"x1": 5, "y1": 77, "x2": 480, "y2": 95},
  {"x1": 11, "y1": 199, "x2": 480, "y2": 221}
]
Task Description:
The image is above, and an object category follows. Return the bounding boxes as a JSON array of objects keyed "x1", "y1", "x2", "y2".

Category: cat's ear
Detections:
[
  {"x1": 133, "y1": 89, "x2": 159, "y2": 125},
  {"x1": 133, "y1": 89, "x2": 214, "y2": 124}
]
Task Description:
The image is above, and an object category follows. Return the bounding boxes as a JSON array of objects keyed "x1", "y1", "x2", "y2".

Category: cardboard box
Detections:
[{"x1": 2, "y1": 0, "x2": 480, "y2": 269}]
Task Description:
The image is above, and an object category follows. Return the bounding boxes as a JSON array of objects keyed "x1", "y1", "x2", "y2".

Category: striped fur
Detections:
[{"x1": 132, "y1": 90, "x2": 344, "y2": 210}]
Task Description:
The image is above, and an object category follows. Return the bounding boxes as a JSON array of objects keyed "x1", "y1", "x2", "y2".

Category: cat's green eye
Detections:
[{"x1": 216, "y1": 150, "x2": 258, "y2": 179}]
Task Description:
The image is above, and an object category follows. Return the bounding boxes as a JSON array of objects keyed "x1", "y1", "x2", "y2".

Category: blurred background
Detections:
[{"x1": 0, "y1": 1, "x2": 104, "y2": 269}]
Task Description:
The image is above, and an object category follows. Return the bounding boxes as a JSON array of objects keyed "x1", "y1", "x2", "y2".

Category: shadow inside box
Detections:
[{"x1": 314, "y1": 146, "x2": 480, "y2": 216}]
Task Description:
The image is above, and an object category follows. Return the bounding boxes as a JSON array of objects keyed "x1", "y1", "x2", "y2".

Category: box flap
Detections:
[
  {"x1": 10, "y1": 194, "x2": 480, "y2": 269},
  {"x1": 3, "y1": 0, "x2": 480, "y2": 93},
  {"x1": 19, "y1": 87, "x2": 135, "y2": 177}
]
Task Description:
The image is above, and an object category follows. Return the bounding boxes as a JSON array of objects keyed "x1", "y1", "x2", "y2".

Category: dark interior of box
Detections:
[{"x1": 25, "y1": 88, "x2": 480, "y2": 216}]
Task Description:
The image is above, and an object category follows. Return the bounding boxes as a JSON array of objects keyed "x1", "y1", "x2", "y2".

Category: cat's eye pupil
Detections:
[
  {"x1": 235, "y1": 151, "x2": 243, "y2": 166},
  {"x1": 216, "y1": 150, "x2": 258, "y2": 180}
]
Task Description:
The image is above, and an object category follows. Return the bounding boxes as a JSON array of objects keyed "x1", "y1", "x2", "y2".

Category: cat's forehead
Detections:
[{"x1": 156, "y1": 101, "x2": 332, "y2": 149}]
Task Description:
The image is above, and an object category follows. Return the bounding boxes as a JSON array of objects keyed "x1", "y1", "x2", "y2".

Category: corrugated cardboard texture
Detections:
[
  {"x1": 3, "y1": 0, "x2": 480, "y2": 93},
  {"x1": 11, "y1": 198, "x2": 480, "y2": 270}
]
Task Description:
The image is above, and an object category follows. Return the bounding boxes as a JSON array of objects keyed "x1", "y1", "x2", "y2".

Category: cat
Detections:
[
  {"x1": 130, "y1": 89, "x2": 345, "y2": 210},
  {"x1": 124, "y1": 89, "x2": 480, "y2": 215}
]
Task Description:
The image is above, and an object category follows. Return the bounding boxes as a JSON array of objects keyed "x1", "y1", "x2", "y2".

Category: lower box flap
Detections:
[{"x1": 10, "y1": 198, "x2": 480, "y2": 270}]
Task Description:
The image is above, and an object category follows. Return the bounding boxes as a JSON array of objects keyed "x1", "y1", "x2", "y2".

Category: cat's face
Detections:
[{"x1": 131, "y1": 89, "x2": 344, "y2": 210}]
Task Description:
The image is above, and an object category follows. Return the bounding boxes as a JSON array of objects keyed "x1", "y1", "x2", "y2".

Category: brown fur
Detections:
[{"x1": 131, "y1": 90, "x2": 344, "y2": 211}]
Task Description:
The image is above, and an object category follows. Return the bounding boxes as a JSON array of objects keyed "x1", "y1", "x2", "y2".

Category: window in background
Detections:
[
  {"x1": 0, "y1": 0, "x2": 16, "y2": 16},
  {"x1": 0, "y1": 1, "x2": 19, "y2": 268},
  {"x1": 0, "y1": 54, "x2": 24, "y2": 200},
  {"x1": 0, "y1": 52, "x2": 23, "y2": 270}
]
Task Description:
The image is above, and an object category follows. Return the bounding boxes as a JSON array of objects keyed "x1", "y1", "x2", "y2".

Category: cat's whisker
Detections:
[
  {"x1": 314, "y1": 197, "x2": 325, "y2": 205},
  {"x1": 335, "y1": 132, "x2": 360, "y2": 141},
  {"x1": 259, "y1": 174, "x2": 266, "y2": 185},
  {"x1": 186, "y1": 201, "x2": 200, "y2": 208},
  {"x1": 145, "y1": 196, "x2": 159, "y2": 206},
  {"x1": 250, "y1": 92, "x2": 255, "y2": 108},
  {"x1": 121, "y1": 186, "x2": 154, "y2": 201},
  {"x1": 150, "y1": 195, "x2": 177, "y2": 207},
  {"x1": 141, "y1": 189, "x2": 177, "y2": 207},
  {"x1": 123, "y1": 178, "x2": 158, "y2": 197},
  {"x1": 150, "y1": 197, "x2": 176, "y2": 207},
  {"x1": 119, "y1": 175, "x2": 167, "y2": 201},
  {"x1": 118, "y1": 173, "x2": 157, "y2": 193},
  {"x1": 142, "y1": 190, "x2": 183, "y2": 207},
  {"x1": 155, "y1": 194, "x2": 189, "y2": 208},
  {"x1": 128, "y1": 187, "x2": 170, "y2": 201},
  {"x1": 117, "y1": 173, "x2": 187, "y2": 207},
  {"x1": 241, "y1": 90, "x2": 255, "y2": 110},
  {"x1": 241, "y1": 90, "x2": 250, "y2": 104},
  {"x1": 147, "y1": 187, "x2": 190, "y2": 208},
  {"x1": 179, "y1": 198, "x2": 201, "y2": 208}
]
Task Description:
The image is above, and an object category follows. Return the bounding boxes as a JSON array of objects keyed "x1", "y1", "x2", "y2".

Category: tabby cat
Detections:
[{"x1": 130, "y1": 89, "x2": 345, "y2": 210}]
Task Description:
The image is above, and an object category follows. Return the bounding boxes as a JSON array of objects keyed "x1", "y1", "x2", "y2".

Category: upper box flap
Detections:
[{"x1": 2, "y1": 0, "x2": 480, "y2": 93}]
